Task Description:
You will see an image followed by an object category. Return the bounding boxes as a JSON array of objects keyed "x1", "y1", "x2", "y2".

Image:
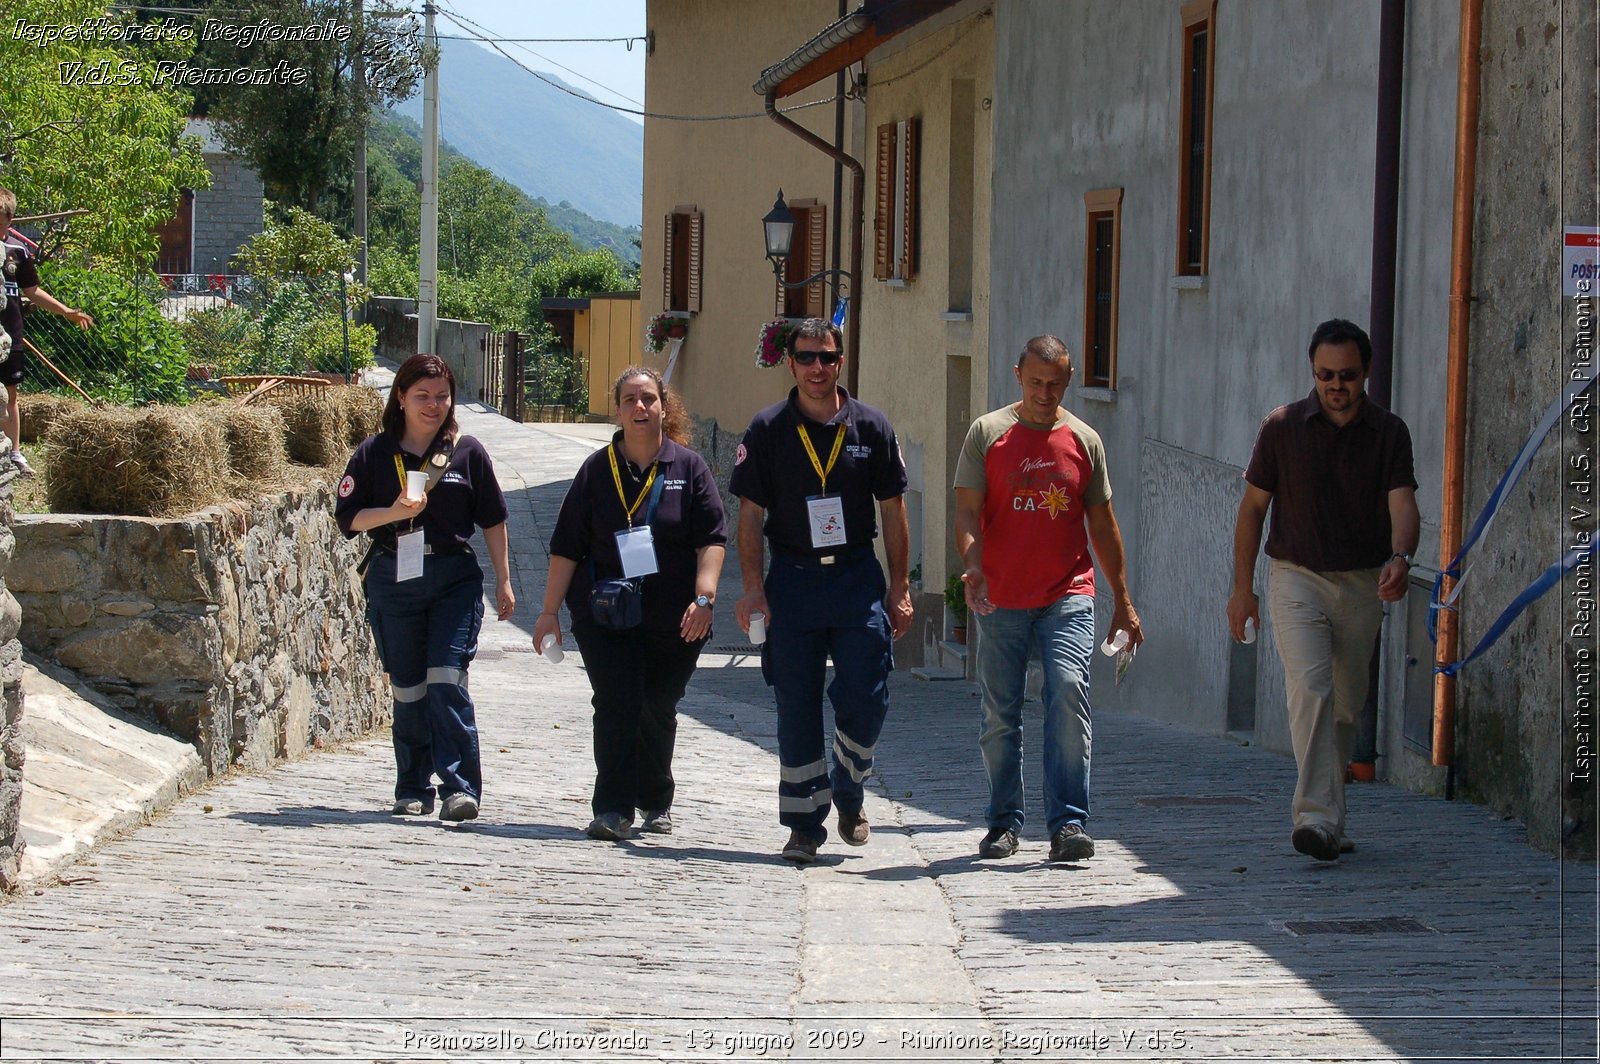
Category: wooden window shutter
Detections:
[
  {"x1": 899, "y1": 115, "x2": 919, "y2": 280},
  {"x1": 687, "y1": 210, "x2": 703, "y2": 313},
  {"x1": 662, "y1": 212, "x2": 675, "y2": 308},
  {"x1": 804, "y1": 204, "x2": 827, "y2": 318},
  {"x1": 873, "y1": 123, "x2": 896, "y2": 279}
]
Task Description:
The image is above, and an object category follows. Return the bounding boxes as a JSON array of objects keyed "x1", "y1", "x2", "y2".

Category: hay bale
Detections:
[
  {"x1": 333, "y1": 385, "x2": 383, "y2": 445},
  {"x1": 43, "y1": 406, "x2": 227, "y2": 517},
  {"x1": 193, "y1": 401, "x2": 288, "y2": 482},
  {"x1": 267, "y1": 390, "x2": 349, "y2": 468},
  {"x1": 17, "y1": 394, "x2": 85, "y2": 445}
]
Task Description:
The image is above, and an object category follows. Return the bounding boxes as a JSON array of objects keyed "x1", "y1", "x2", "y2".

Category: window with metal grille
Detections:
[
  {"x1": 662, "y1": 206, "x2": 702, "y2": 313},
  {"x1": 1083, "y1": 188, "x2": 1123, "y2": 389},
  {"x1": 1177, "y1": 0, "x2": 1216, "y2": 276}
]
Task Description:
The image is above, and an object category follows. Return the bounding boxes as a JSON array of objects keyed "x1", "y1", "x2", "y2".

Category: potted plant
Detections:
[
  {"x1": 945, "y1": 572, "x2": 969, "y2": 645},
  {"x1": 646, "y1": 312, "x2": 688, "y2": 353},
  {"x1": 754, "y1": 318, "x2": 797, "y2": 368}
]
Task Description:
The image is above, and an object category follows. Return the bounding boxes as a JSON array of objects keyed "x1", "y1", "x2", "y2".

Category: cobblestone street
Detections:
[{"x1": 0, "y1": 400, "x2": 1593, "y2": 1063}]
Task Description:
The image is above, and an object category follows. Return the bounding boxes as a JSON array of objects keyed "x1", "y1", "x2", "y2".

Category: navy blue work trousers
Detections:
[
  {"x1": 763, "y1": 550, "x2": 894, "y2": 842},
  {"x1": 364, "y1": 551, "x2": 485, "y2": 805},
  {"x1": 572, "y1": 621, "x2": 706, "y2": 819}
]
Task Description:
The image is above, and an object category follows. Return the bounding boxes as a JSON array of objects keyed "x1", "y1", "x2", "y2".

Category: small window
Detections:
[
  {"x1": 663, "y1": 206, "x2": 702, "y2": 313},
  {"x1": 1083, "y1": 188, "x2": 1123, "y2": 389},
  {"x1": 873, "y1": 116, "x2": 919, "y2": 281},
  {"x1": 776, "y1": 199, "x2": 827, "y2": 318},
  {"x1": 1177, "y1": 0, "x2": 1216, "y2": 276}
]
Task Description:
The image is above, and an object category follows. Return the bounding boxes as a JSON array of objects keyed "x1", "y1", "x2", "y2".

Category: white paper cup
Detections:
[
  {"x1": 406, "y1": 470, "x2": 428, "y2": 501},
  {"x1": 1100, "y1": 628, "x2": 1130, "y2": 656},
  {"x1": 748, "y1": 612, "x2": 766, "y2": 645},
  {"x1": 1241, "y1": 618, "x2": 1257, "y2": 645},
  {"x1": 539, "y1": 633, "x2": 564, "y2": 664}
]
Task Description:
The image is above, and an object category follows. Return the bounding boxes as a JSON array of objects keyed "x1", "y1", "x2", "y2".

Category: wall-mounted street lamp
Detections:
[{"x1": 763, "y1": 189, "x2": 852, "y2": 291}]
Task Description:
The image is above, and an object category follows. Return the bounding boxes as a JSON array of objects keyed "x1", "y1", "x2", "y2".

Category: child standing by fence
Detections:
[{"x1": 0, "y1": 187, "x2": 95, "y2": 476}]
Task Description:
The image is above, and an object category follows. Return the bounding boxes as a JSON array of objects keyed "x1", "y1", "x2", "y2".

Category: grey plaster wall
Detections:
[
  {"x1": 989, "y1": 2, "x2": 1456, "y2": 777},
  {"x1": 192, "y1": 152, "x2": 263, "y2": 274},
  {"x1": 366, "y1": 296, "x2": 496, "y2": 403},
  {"x1": 0, "y1": 450, "x2": 23, "y2": 890},
  {"x1": 1455, "y1": 0, "x2": 1597, "y2": 856}
]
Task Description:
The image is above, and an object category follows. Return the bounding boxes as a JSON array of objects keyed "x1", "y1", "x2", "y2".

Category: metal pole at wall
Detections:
[
  {"x1": 353, "y1": 0, "x2": 368, "y2": 287},
  {"x1": 417, "y1": 2, "x2": 440, "y2": 356}
]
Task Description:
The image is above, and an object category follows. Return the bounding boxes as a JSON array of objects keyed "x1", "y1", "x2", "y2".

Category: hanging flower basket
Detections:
[
  {"x1": 754, "y1": 318, "x2": 797, "y2": 369},
  {"x1": 646, "y1": 312, "x2": 688, "y2": 353}
]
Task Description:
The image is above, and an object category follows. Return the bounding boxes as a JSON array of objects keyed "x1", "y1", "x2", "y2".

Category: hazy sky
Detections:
[{"x1": 428, "y1": 1, "x2": 648, "y2": 125}]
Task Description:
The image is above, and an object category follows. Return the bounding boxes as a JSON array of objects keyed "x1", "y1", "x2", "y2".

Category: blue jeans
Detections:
[
  {"x1": 975, "y1": 594, "x2": 1095, "y2": 835},
  {"x1": 364, "y1": 551, "x2": 486, "y2": 805}
]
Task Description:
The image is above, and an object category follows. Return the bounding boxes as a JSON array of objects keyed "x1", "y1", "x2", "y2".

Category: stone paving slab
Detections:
[{"x1": 0, "y1": 398, "x2": 1594, "y2": 1063}]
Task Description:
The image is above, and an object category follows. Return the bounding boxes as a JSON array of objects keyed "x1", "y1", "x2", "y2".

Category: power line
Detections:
[{"x1": 433, "y1": 5, "x2": 840, "y2": 122}]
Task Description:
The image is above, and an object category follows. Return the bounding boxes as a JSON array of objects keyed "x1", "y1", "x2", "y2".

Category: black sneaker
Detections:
[
  {"x1": 439, "y1": 793, "x2": 479, "y2": 822},
  {"x1": 837, "y1": 810, "x2": 869, "y2": 846},
  {"x1": 586, "y1": 812, "x2": 633, "y2": 840},
  {"x1": 391, "y1": 797, "x2": 435, "y2": 817},
  {"x1": 979, "y1": 826, "x2": 1019, "y2": 859},
  {"x1": 1291, "y1": 824, "x2": 1340, "y2": 861},
  {"x1": 781, "y1": 830, "x2": 820, "y2": 864},
  {"x1": 1049, "y1": 822, "x2": 1095, "y2": 861},
  {"x1": 640, "y1": 809, "x2": 673, "y2": 835}
]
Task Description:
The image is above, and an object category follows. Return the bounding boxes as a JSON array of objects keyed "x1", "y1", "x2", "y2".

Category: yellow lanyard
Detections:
[
  {"x1": 797, "y1": 422, "x2": 847, "y2": 494},
  {"x1": 608, "y1": 445, "x2": 659, "y2": 528},
  {"x1": 392, "y1": 454, "x2": 409, "y2": 493}
]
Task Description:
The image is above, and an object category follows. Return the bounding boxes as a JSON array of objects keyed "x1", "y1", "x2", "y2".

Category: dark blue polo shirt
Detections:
[
  {"x1": 730, "y1": 387, "x2": 908, "y2": 558},
  {"x1": 335, "y1": 433, "x2": 509, "y2": 550},
  {"x1": 550, "y1": 435, "x2": 728, "y2": 632}
]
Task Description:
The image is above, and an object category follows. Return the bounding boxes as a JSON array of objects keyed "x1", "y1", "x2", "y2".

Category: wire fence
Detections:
[
  {"x1": 16, "y1": 264, "x2": 372, "y2": 406},
  {"x1": 523, "y1": 344, "x2": 588, "y2": 422}
]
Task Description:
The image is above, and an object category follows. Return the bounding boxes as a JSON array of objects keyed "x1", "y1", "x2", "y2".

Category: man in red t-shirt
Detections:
[{"x1": 953, "y1": 335, "x2": 1143, "y2": 863}]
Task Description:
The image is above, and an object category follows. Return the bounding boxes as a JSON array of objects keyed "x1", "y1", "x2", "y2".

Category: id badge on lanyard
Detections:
[
  {"x1": 615, "y1": 526, "x2": 659, "y2": 578},
  {"x1": 392, "y1": 453, "x2": 426, "y2": 581},
  {"x1": 608, "y1": 444, "x2": 661, "y2": 577},
  {"x1": 806, "y1": 495, "x2": 848, "y2": 548},
  {"x1": 395, "y1": 529, "x2": 425, "y2": 582},
  {"x1": 798, "y1": 421, "x2": 850, "y2": 550}
]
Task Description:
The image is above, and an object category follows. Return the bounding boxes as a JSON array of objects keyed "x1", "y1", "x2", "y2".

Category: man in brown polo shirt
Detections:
[{"x1": 1228, "y1": 318, "x2": 1420, "y2": 862}]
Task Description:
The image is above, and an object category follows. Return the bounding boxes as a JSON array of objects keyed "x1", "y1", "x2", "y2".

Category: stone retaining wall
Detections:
[
  {"x1": 0, "y1": 457, "x2": 23, "y2": 891},
  {"x1": 10, "y1": 487, "x2": 388, "y2": 779}
]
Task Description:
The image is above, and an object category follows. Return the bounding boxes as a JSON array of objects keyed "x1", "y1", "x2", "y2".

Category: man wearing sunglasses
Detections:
[
  {"x1": 1228, "y1": 318, "x2": 1420, "y2": 862},
  {"x1": 731, "y1": 317, "x2": 914, "y2": 864}
]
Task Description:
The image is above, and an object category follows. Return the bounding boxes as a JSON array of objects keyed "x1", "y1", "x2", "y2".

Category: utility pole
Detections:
[
  {"x1": 352, "y1": 0, "x2": 367, "y2": 286},
  {"x1": 418, "y1": 1, "x2": 439, "y2": 356}
]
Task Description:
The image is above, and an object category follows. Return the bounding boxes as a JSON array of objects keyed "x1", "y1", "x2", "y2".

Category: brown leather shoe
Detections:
[
  {"x1": 781, "y1": 830, "x2": 820, "y2": 864},
  {"x1": 838, "y1": 810, "x2": 870, "y2": 846}
]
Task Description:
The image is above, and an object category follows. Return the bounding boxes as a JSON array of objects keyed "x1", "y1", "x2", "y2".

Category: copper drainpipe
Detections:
[
  {"x1": 765, "y1": 91, "x2": 866, "y2": 396},
  {"x1": 1434, "y1": 0, "x2": 1486, "y2": 769}
]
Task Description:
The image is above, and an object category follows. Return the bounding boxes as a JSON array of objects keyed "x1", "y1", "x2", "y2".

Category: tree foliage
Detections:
[
  {"x1": 0, "y1": 0, "x2": 210, "y2": 273},
  {"x1": 189, "y1": 0, "x2": 426, "y2": 217}
]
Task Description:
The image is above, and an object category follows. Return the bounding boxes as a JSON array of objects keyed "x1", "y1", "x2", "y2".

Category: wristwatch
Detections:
[
  {"x1": 1390, "y1": 552, "x2": 1412, "y2": 566},
  {"x1": 694, "y1": 594, "x2": 713, "y2": 609}
]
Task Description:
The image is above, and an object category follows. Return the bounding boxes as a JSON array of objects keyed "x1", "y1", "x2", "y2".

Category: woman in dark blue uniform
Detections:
[
  {"x1": 336, "y1": 354, "x2": 515, "y2": 822},
  {"x1": 534, "y1": 366, "x2": 727, "y2": 841}
]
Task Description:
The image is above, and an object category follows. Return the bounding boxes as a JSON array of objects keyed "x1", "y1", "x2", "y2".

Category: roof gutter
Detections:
[
  {"x1": 763, "y1": 89, "x2": 866, "y2": 397},
  {"x1": 755, "y1": 7, "x2": 871, "y2": 395}
]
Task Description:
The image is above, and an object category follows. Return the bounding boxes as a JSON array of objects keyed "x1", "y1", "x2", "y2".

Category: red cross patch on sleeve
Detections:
[{"x1": 338, "y1": 474, "x2": 355, "y2": 498}]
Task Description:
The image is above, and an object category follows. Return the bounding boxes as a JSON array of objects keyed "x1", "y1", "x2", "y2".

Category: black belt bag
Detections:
[{"x1": 589, "y1": 577, "x2": 643, "y2": 630}]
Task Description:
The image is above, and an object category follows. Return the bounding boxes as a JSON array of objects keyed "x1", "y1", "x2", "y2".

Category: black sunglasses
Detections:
[
  {"x1": 791, "y1": 349, "x2": 843, "y2": 366},
  {"x1": 1314, "y1": 368, "x2": 1363, "y2": 383}
]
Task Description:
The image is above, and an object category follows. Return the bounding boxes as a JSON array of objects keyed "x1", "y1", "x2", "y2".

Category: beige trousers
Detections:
[{"x1": 1267, "y1": 559, "x2": 1385, "y2": 835}]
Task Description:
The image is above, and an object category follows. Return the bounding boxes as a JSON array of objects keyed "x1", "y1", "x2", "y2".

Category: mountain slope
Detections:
[{"x1": 396, "y1": 36, "x2": 643, "y2": 228}]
